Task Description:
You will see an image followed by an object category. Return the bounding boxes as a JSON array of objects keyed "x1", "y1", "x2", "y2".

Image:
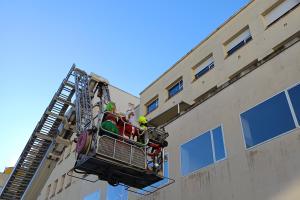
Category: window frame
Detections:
[
  {"x1": 167, "y1": 79, "x2": 183, "y2": 99},
  {"x1": 146, "y1": 97, "x2": 159, "y2": 114},
  {"x1": 193, "y1": 55, "x2": 215, "y2": 80},
  {"x1": 179, "y1": 125, "x2": 227, "y2": 177},
  {"x1": 287, "y1": 83, "x2": 300, "y2": 126},
  {"x1": 224, "y1": 26, "x2": 252, "y2": 57},
  {"x1": 262, "y1": 0, "x2": 300, "y2": 28},
  {"x1": 239, "y1": 83, "x2": 300, "y2": 150}
]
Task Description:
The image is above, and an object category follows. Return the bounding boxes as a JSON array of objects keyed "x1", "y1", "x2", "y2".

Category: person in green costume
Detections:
[{"x1": 101, "y1": 102, "x2": 119, "y2": 135}]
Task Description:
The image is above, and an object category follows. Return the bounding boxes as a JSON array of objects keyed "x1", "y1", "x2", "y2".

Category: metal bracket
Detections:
[
  {"x1": 122, "y1": 175, "x2": 175, "y2": 196},
  {"x1": 67, "y1": 168, "x2": 99, "y2": 183}
]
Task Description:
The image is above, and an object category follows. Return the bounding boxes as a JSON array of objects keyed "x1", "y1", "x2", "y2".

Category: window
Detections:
[
  {"x1": 288, "y1": 83, "x2": 300, "y2": 124},
  {"x1": 168, "y1": 79, "x2": 183, "y2": 98},
  {"x1": 194, "y1": 56, "x2": 214, "y2": 80},
  {"x1": 241, "y1": 92, "x2": 296, "y2": 148},
  {"x1": 212, "y1": 127, "x2": 226, "y2": 160},
  {"x1": 263, "y1": 0, "x2": 300, "y2": 27},
  {"x1": 107, "y1": 185, "x2": 128, "y2": 200},
  {"x1": 83, "y1": 190, "x2": 101, "y2": 200},
  {"x1": 225, "y1": 27, "x2": 252, "y2": 56},
  {"x1": 181, "y1": 126, "x2": 226, "y2": 176},
  {"x1": 146, "y1": 98, "x2": 159, "y2": 114}
]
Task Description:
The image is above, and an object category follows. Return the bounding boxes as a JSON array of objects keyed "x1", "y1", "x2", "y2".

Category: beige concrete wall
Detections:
[
  {"x1": 0, "y1": 173, "x2": 9, "y2": 193},
  {"x1": 108, "y1": 85, "x2": 139, "y2": 114},
  {"x1": 140, "y1": 0, "x2": 300, "y2": 122},
  {"x1": 135, "y1": 41, "x2": 300, "y2": 200}
]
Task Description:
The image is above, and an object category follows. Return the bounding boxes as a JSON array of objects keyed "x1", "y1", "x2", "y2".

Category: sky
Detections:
[{"x1": 0, "y1": 0, "x2": 250, "y2": 172}]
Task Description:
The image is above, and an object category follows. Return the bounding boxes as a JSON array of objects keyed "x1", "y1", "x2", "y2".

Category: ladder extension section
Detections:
[
  {"x1": 0, "y1": 65, "x2": 78, "y2": 200},
  {"x1": 74, "y1": 68, "x2": 93, "y2": 133}
]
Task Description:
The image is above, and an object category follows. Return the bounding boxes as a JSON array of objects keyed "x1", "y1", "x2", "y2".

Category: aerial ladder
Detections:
[
  {"x1": 0, "y1": 66, "x2": 78, "y2": 200},
  {"x1": 0, "y1": 66, "x2": 173, "y2": 199}
]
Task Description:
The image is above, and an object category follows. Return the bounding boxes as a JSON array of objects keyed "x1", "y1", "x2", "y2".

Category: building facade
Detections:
[
  {"x1": 13, "y1": 0, "x2": 300, "y2": 199},
  {"x1": 0, "y1": 168, "x2": 12, "y2": 194},
  {"x1": 137, "y1": 0, "x2": 300, "y2": 200}
]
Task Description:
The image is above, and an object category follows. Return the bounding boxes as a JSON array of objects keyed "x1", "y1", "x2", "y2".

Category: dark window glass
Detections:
[
  {"x1": 212, "y1": 127, "x2": 226, "y2": 161},
  {"x1": 227, "y1": 35, "x2": 252, "y2": 56},
  {"x1": 181, "y1": 132, "x2": 213, "y2": 176},
  {"x1": 147, "y1": 98, "x2": 158, "y2": 114},
  {"x1": 168, "y1": 80, "x2": 183, "y2": 98},
  {"x1": 288, "y1": 84, "x2": 300, "y2": 124},
  {"x1": 195, "y1": 62, "x2": 214, "y2": 79},
  {"x1": 241, "y1": 92, "x2": 296, "y2": 148}
]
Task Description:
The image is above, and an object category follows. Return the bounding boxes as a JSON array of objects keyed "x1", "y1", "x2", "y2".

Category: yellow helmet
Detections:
[{"x1": 138, "y1": 116, "x2": 147, "y2": 124}]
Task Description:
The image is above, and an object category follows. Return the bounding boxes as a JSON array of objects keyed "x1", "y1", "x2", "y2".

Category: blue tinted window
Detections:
[
  {"x1": 241, "y1": 92, "x2": 296, "y2": 148},
  {"x1": 212, "y1": 127, "x2": 226, "y2": 161},
  {"x1": 181, "y1": 132, "x2": 213, "y2": 176},
  {"x1": 84, "y1": 190, "x2": 100, "y2": 200},
  {"x1": 180, "y1": 126, "x2": 226, "y2": 176},
  {"x1": 107, "y1": 185, "x2": 127, "y2": 200},
  {"x1": 227, "y1": 35, "x2": 252, "y2": 56},
  {"x1": 168, "y1": 80, "x2": 183, "y2": 98},
  {"x1": 147, "y1": 98, "x2": 158, "y2": 114},
  {"x1": 195, "y1": 62, "x2": 214, "y2": 79},
  {"x1": 288, "y1": 84, "x2": 300, "y2": 124}
]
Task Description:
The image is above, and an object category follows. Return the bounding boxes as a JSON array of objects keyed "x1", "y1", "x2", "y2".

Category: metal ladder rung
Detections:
[
  {"x1": 2, "y1": 193, "x2": 22, "y2": 198},
  {"x1": 55, "y1": 97, "x2": 74, "y2": 107},
  {"x1": 46, "y1": 111, "x2": 65, "y2": 121},
  {"x1": 8, "y1": 181, "x2": 29, "y2": 187},
  {"x1": 58, "y1": 93, "x2": 69, "y2": 100},
  {"x1": 16, "y1": 169, "x2": 36, "y2": 174},
  {"x1": 64, "y1": 81, "x2": 75, "y2": 88}
]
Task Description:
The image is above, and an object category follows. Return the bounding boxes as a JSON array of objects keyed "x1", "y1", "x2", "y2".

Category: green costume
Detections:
[
  {"x1": 100, "y1": 102, "x2": 119, "y2": 135},
  {"x1": 101, "y1": 120, "x2": 119, "y2": 135}
]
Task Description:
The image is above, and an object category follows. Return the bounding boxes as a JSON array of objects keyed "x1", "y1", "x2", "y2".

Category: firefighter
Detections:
[
  {"x1": 138, "y1": 115, "x2": 148, "y2": 130},
  {"x1": 134, "y1": 115, "x2": 147, "y2": 144},
  {"x1": 100, "y1": 102, "x2": 119, "y2": 135}
]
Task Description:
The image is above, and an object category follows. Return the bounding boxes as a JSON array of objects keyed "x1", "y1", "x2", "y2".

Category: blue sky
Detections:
[{"x1": 0, "y1": 0, "x2": 249, "y2": 172}]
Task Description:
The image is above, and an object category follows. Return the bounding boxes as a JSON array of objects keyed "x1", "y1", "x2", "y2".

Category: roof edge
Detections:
[{"x1": 140, "y1": 0, "x2": 254, "y2": 95}]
